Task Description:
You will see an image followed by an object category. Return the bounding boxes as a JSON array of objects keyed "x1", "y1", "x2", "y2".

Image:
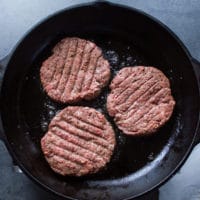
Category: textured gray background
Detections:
[
  {"x1": 0, "y1": 0, "x2": 200, "y2": 200},
  {"x1": 0, "y1": 0, "x2": 200, "y2": 61}
]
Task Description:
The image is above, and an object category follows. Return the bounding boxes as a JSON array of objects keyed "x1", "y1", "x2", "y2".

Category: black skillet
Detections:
[{"x1": 0, "y1": 2, "x2": 200, "y2": 200}]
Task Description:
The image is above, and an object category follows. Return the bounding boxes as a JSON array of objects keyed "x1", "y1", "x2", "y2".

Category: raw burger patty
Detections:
[
  {"x1": 40, "y1": 37, "x2": 110, "y2": 103},
  {"x1": 107, "y1": 66, "x2": 175, "y2": 136},
  {"x1": 41, "y1": 106, "x2": 116, "y2": 176}
]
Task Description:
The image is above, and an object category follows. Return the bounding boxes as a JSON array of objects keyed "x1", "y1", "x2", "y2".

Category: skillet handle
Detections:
[
  {"x1": 0, "y1": 55, "x2": 23, "y2": 173},
  {"x1": 191, "y1": 58, "x2": 200, "y2": 146},
  {"x1": 0, "y1": 54, "x2": 10, "y2": 79},
  {"x1": 0, "y1": 54, "x2": 10, "y2": 141},
  {"x1": 0, "y1": 125, "x2": 4, "y2": 141}
]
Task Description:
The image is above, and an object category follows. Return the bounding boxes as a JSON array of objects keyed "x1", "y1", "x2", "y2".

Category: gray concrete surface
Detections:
[{"x1": 0, "y1": 0, "x2": 200, "y2": 61}]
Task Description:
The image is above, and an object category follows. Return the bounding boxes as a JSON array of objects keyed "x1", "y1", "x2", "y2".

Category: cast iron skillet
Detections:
[{"x1": 0, "y1": 2, "x2": 200, "y2": 200}]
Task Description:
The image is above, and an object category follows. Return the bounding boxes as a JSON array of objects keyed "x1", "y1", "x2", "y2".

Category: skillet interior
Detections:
[{"x1": 0, "y1": 2, "x2": 199, "y2": 200}]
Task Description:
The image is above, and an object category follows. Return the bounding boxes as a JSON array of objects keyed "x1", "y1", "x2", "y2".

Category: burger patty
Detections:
[
  {"x1": 107, "y1": 66, "x2": 175, "y2": 136},
  {"x1": 41, "y1": 106, "x2": 116, "y2": 176},
  {"x1": 40, "y1": 37, "x2": 110, "y2": 103}
]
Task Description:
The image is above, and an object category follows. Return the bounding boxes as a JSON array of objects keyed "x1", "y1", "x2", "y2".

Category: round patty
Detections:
[
  {"x1": 41, "y1": 106, "x2": 116, "y2": 176},
  {"x1": 40, "y1": 37, "x2": 110, "y2": 103},
  {"x1": 107, "y1": 66, "x2": 175, "y2": 136}
]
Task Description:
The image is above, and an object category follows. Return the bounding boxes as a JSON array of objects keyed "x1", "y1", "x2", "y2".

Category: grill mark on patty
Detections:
[
  {"x1": 49, "y1": 155, "x2": 79, "y2": 173},
  {"x1": 49, "y1": 142, "x2": 88, "y2": 166},
  {"x1": 51, "y1": 166, "x2": 65, "y2": 175},
  {"x1": 47, "y1": 40, "x2": 65, "y2": 85},
  {"x1": 118, "y1": 82, "x2": 163, "y2": 121},
  {"x1": 113, "y1": 73, "x2": 143, "y2": 100},
  {"x1": 71, "y1": 107, "x2": 106, "y2": 128},
  {"x1": 60, "y1": 116, "x2": 109, "y2": 146},
  {"x1": 120, "y1": 74, "x2": 164, "y2": 113},
  {"x1": 117, "y1": 67, "x2": 143, "y2": 87},
  {"x1": 47, "y1": 57, "x2": 58, "y2": 83},
  {"x1": 111, "y1": 73, "x2": 130, "y2": 89},
  {"x1": 118, "y1": 79, "x2": 159, "y2": 114},
  {"x1": 49, "y1": 141, "x2": 93, "y2": 165},
  {"x1": 50, "y1": 155, "x2": 81, "y2": 175},
  {"x1": 144, "y1": 106, "x2": 166, "y2": 126},
  {"x1": 120, "y1": 89, "x2": 172, "y2": 133},
  {"x1": 77, "y1": 43, "x2": 95, "y2": 93},
  {"x1": 48, "y1": 40, "x2": 71, "y2": 90},
  {"x1": 51, "y1": 126, "x2": 110, "y2": 157},
  {"x1": 49, "y1": 132, "x2": 105, "y2": 163},
  {"x1": 41, "y1": 55, "x2": 57, "y2": 86},
  {"x1": 79, "y1": 47, "x2": 97, "y2": 93},
  {"x1": 56, "y1": 38, "x2": 77, "y2": 95},
  {"x1": 52, "y1": 120, "x2": 109, "y2": 150},
  {"x1": 124, "y1": 75, "x2": 168, "y2": 114},
  {"x1": 44, "y1": 56, "x2": 58, "y2": 88},
  {"x1": 114, "y1": 71, "x2": 153, "y2": 103},
  {"x1": 61, "y1": 114, "x2": 107, "y2": 140},
  {"x1": 73, "y1": 43, "x2": 96, "y2": 94},
  {"x1": 82, "y1": 53, "x2": 102, "y2": 92},
  {"x1": 118, "y1": 87, "x2": 164, "y2": 126},
  {"x1": 93, "y1": 58, "x2": 109, "y2": 82},
  {"x1": 60, "y1": 39, "x2": 79, "y2": 98},
  {"x1": 118, "y1": 106, "x2": 156, "y2": 130},
  {"x1": 70, "y1": 41, "x2": 88, "y2": 95},
  {"x1": 55, "y1": 40, "x2": 71, "y2": 93},
  {"x1": 89, "y1": 56, "x2": 103, "y2": 89},
  {"x1": 131, "y1": 96, "x2": 174, "y2": 132},
  {"x1": 129, "y1": 105, "x2": 165, "y2": 132},
  {"x1": 116, "y1": 76, "x2": 154, "y2": 110},
  {"x1": 66, "y1": 40, "x2": 87, "y2": 99},
  {"x1": 110, "y1": 68, "x2": 135, "y2": 89},
  {"x1": 71, "y1": 112, "x2": 105, "y2": 131},
  {"x1": 61, "y1": 39, "x2": 80, "y2": 98},
  {"x1": 113, "y1": 67, "x2": 144, "y2": 89}
]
